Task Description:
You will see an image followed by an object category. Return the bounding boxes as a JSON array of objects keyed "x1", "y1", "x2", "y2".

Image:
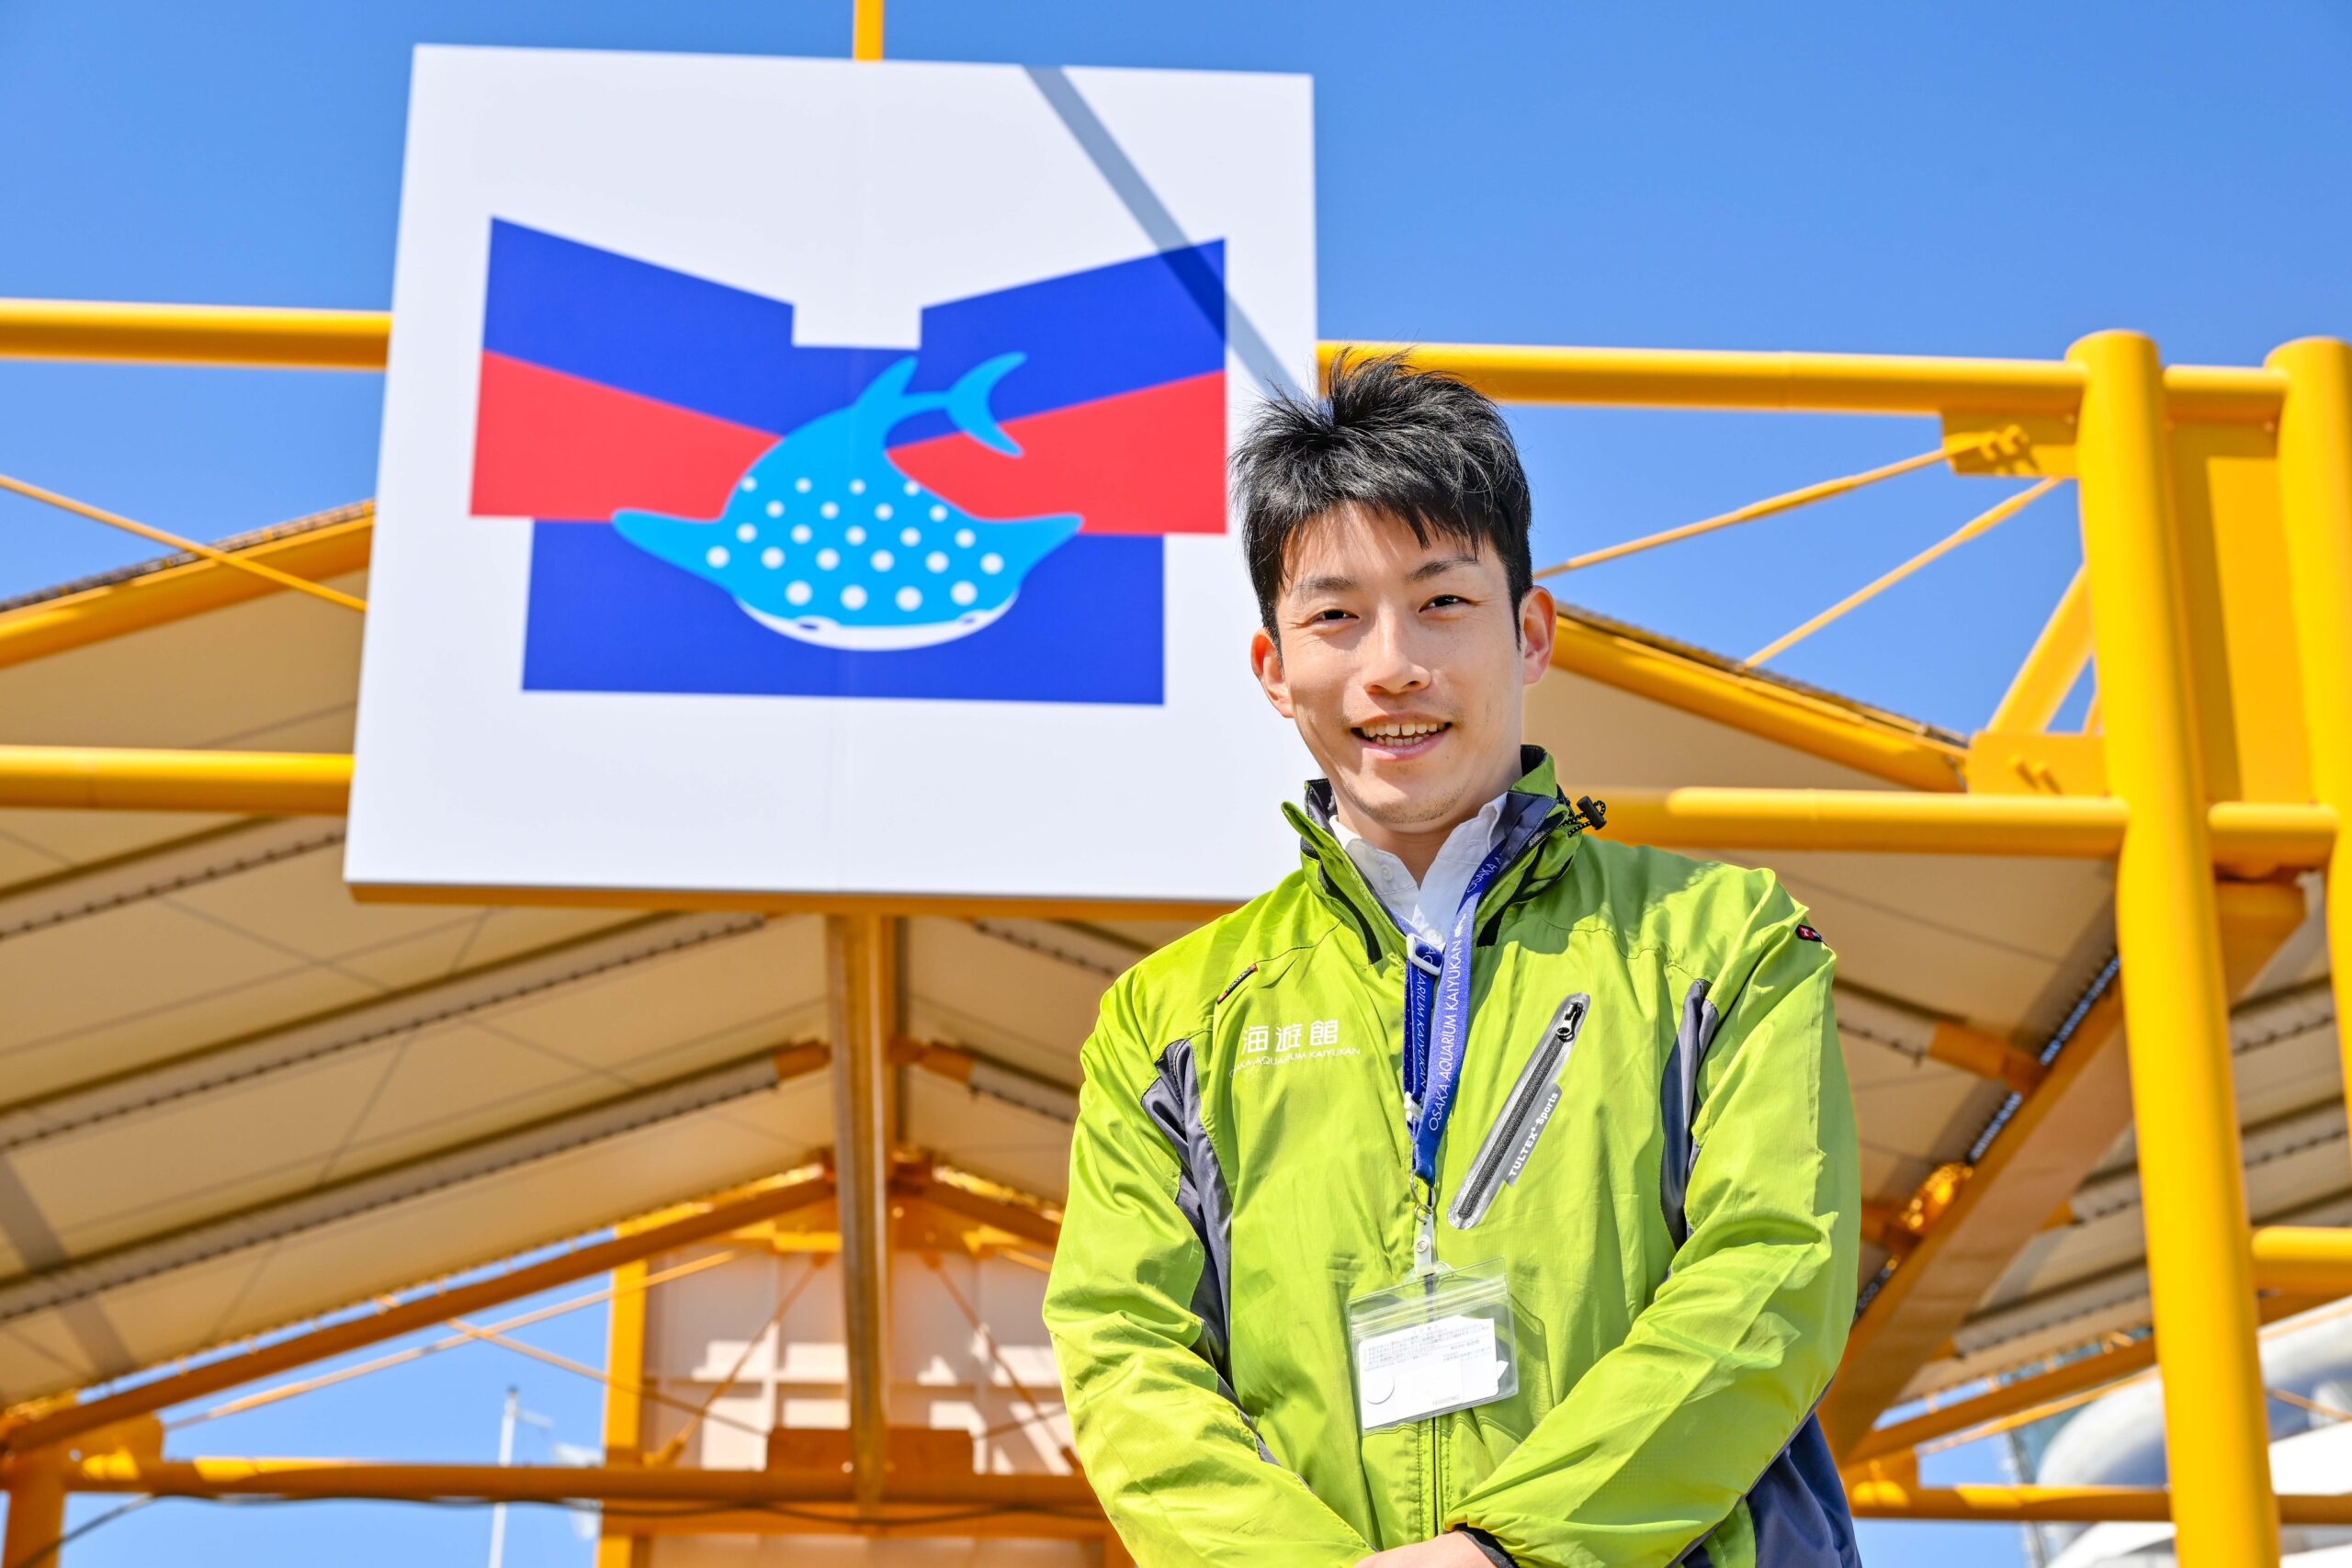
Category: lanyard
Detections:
[{"x1": 1401, "y1": 830, "x2": 1527, "y2": 1188}]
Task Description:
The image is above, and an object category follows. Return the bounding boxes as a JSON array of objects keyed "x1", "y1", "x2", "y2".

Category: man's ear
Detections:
[
  {"x1": 1518, "y1": 584, "x2": 1556, "y2": 686},
  {"x1": 1250, "y1": 625, "x2": 1295, "y2": 718}
]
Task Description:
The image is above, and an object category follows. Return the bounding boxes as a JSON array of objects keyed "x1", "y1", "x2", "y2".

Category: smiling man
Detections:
[{"x1": 1045, "y1": 355, "x2": 1862, "y2": 1568}]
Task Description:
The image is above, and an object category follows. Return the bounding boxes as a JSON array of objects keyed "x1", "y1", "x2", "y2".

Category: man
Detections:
[{"x1": 1043, "y1": 354, "x2": 1860, "y2": 1568}]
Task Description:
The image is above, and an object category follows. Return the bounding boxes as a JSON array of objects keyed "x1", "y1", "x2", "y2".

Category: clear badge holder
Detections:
[{"x1": 1346, "y1": 1258, "x2": 1519, "y2": 1431}]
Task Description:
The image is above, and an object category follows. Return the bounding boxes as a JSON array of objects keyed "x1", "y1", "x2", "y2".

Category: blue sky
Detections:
[{"x1": 5, "y1": 1, "x2": 2349, "y2": 1562}]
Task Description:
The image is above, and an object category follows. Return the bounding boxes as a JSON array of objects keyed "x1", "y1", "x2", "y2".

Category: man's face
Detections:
[{"x1": 1250, "y1": 504, "x2": 1555, "y2": 839}]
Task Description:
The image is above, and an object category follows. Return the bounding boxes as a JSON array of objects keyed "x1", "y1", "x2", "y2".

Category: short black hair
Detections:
[{"x1": 1232, "y1": 350, "x2": 1533, "y2": 640}]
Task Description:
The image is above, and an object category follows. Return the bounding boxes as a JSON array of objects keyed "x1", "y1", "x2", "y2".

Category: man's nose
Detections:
[{"x1": 1359, "y1": 610, "x2": 1430, "y2": 694}]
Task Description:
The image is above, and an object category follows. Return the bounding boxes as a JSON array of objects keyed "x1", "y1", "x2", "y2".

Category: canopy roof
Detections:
[{"x1": 0, "y1": 503, "x2": 2336, "y2": 1439}]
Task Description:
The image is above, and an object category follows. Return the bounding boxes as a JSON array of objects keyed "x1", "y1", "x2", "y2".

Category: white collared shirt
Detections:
[{"x1": 1333, "y1": 791, "x2": 1511, "y2": 955}]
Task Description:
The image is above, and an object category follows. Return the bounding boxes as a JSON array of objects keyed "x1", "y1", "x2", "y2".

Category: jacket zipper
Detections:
[{"x1": 1446, "y1": 994, "x2": 1589, "y2": 1230}]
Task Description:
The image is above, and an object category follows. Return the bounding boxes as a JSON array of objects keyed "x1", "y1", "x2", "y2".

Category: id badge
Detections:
[{"x1": 1346, "y1": 1258, "x2": 1519, "y2": 1430}]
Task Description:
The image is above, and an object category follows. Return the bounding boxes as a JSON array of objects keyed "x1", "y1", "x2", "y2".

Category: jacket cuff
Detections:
[{"x1": 1453, "y1": 1525, "x2": 1517, "y2": 1567}]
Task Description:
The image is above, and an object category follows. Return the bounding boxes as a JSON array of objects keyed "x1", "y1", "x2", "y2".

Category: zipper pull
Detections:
[{"x1": 1413, "y1": 1187, "x2": 1439, "y2": 1279}]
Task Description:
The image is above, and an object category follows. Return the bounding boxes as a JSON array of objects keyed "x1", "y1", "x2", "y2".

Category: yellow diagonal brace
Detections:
[
  {"x1": 1534, "y1": 443, "x2": 1975, "y2": 580},
  {"x1": 1747, "y1": 479, "x2": 2063, "y2": 665},
  {"x1": 1989, "y1": 565, "x2": 2094, "y2": 732},
  {"x1": 0, "y1": 471, "x2": 366, "y2": 614}
]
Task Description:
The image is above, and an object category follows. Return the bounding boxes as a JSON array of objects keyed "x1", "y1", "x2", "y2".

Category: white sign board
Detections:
[{"x1": 346, "y1": 46, "x2": 1317, "y2": 905}]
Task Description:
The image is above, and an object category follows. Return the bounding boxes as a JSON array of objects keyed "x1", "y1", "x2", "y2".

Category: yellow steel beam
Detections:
[
  {"x1": 1548, "y1": 611, "x2": 1970, "y2": 792},
  {"x1": 0, "y1": 299, "x2": 390, "y2": 369},
  {"x1": 51, "y1": 1453, "x2": 1096, "y2": 1510},
  {"x1": 1823, "y1": 864, "x2": 2309, "y2": 1456},
  {"x1": 1847, "y1": 1287, "x2": 2339, "y2": 1464},
  {"x1": 2249, "y1": 1227, "x2": 2352, "y2": 1295},
  {"x1": 1846, "y1": 1482, "x2": 2352, "y2": 1527},
  {"x1": 894, "y1": 1167, "x2": 1064, "y2": 1250},
  {"x1": 0, "y1": 505, "x2": 372, "y2": 671},
  {"x1": 1924, "y1": 1021, "x2": 2047, "y2": 1095},
  {"x1": 0, "y1": 306, "x2": 2286, "y2": 422},
  {"x1": 1988, "y1": 566, "x2": 2095, "y2": 733},
  {"x1": 2268, "y1": 338, "x2": 2352, "y2": 1137},
  {"x1": 826, "y1": 914, "x2": 896, "y2": 1508},
  {"x1": 1330, "y1": 342, "x2": 2285, "y2": 422},
  {"x1": 2072, "y1": 329, "x2": 2277, "y2": 1564},
  {"x1": 0, "y1": 744, "x2": 352, "y2": 815},
  {"x1": 0, "y1": 746, "x2": 2335, "y2": 874},
  {"x1": 0, "y1": 1165, "x2": 835, "y2": 1459}
]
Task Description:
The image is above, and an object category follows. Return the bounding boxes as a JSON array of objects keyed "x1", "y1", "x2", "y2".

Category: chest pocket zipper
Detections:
[{"x1": 1445, "y1": 994, "x2": 1589, "y2": 1230}]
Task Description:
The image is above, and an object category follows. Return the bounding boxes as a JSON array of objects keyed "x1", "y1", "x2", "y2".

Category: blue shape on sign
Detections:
[
  {"x1": 612, "y1": 355, "x2": 1080, "y2": 651},
  {"x1": 522, "y1": 524, "x2": 1164, "y2": 705}
]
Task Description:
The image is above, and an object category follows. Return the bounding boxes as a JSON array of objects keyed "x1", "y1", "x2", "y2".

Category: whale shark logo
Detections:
[
  {"x1": 612, "y1": 354, "x2": 1080, "y2": 650},
  {"x1": 469, "y1": 220, "x2": 1227, "y2": 705}
]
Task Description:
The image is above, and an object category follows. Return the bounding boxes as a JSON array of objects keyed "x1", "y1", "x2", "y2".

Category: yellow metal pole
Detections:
[
  {"x1": 2266, "y1": 337, "x2": 2352, "y2": 1134},
  {"x1": 826, "y1": 915, "x2": 897, "y2": 1508},
  {"x1": 1, "y1": 1446, "x2": 65, "y2": 1568},
  {"x1": 852, "y1": 0, "x2": 886, "y2": 60},
  {"x1": 2070, "y1": 329, "x2": 2278, "y2": 1567},
  {"x1": 596, "y1": 1244, "x2": 653, "y2": 1568}
]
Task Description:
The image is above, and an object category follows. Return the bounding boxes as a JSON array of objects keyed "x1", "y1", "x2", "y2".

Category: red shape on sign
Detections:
[
  {"x1": 889, "y1": 370, "x2": 1227, "y2": 536},
  {"x1": 470, "y1": 352, "x2": 775, "y2": 522}
]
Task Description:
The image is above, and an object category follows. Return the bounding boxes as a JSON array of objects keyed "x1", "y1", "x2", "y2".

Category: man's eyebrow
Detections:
[
  {"x1": 1292, "y1": 572, "x2": 1357, "y2": 595},
  {"x1": 1408, "y1": 554, "x2": 1482, "y2": 581}
]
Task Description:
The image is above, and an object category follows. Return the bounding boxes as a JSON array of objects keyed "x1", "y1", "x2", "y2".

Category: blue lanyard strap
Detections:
[{"x1": 1402, "y1": 815, "x2": 1543, "y2": 1187}]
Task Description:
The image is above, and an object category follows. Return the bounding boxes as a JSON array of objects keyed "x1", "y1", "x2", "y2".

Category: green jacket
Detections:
[{"x1": 1044, "y1": 750, "x2": 1860, "y2": 1568}]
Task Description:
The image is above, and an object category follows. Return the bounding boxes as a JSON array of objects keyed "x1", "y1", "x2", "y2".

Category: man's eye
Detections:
[
  {"x1": 1424, "y1": 594, "x2": 1467, "y2": 610},
  {"x1": 1310, "y1": 607, "x2": 1354, "y2": 623}
]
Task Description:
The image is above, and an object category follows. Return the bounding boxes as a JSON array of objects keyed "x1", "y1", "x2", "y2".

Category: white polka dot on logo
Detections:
[
  {"x1": 762, "y1": 547, "x2": 784, "y2": 569},
  {"x1": 849, "y1": 479, "x2": 866, "y2": 495},
  {"x1": 820, "y1": 502, "x2": 840, "y2": 520},
  {"x1": 931, "y1": 505, "x2": 949, "y2": 523},
  {"x1": 899, "y1": 527, "x2": 921, "y2": 547},
  {"x1": 925, "y1": 550, "x2": 948, "y2": 572},
  {"x1": 951, "y1": 581, "x2": 978, "y2": 606},
  {"x1": 875, "y1": 502, "x2": 894, "y2": 522},
  {"x1": 845, "y1": 525, "x2": 866, "y2": 545},
  {"x1": 790, "y1": 525, "x2": 811, "y2": 544},
  {"x1": 795, "y1": 478, "x2": 812, "y2": 493},
  {"x1": 903, "y1": 479, "x2": 921, "y2": 496},
  {"x1": 895, "y1": 585, "x2": 922, "y2": 611},
  {"x1": 817, "y1": 548, "x2": 840, "y2": 570},
  {"x1": 871, "y1": 550, "x2": 894, "y2": 571},
  {"x1": 765, "y1": 500, "x2": 784, "y2": 518},
  {"x1": 735, "y1": 523, "x2": 757, "y2": 543},
  {"x1": 955, "y1": 528, "x2": 976, "y2": 547},
  {"x1": 981, "y1": 552, "x2": 1004, "y2": 575},
  {"x1": 841, "y1": 583, "x2": 868, "y2": 610},
  {"x1": 740, "y1": 477, "x2": 757, "y2": 492},
  {"x1": 706, "y1": 546, "x2": 729, "y2": 568},
  {"x1": 786, "y1": 581, "x2": 811, "y2": 605}
]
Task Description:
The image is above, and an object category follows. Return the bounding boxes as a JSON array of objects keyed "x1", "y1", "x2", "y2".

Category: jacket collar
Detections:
[{"x1": 1283, "y1": 746, "x2": 1590, "y2": 964}]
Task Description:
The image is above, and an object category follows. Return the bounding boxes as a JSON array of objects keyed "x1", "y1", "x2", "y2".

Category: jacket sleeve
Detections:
[
  {"x1": 1044, "y1": 978, "x2": 1373, "y2": 1568},
  {"x1": 1446, "y1": 871, "x2": 1861, "y2": 1567}
]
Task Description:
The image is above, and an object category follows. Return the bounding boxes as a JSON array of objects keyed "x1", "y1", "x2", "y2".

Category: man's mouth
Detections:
[{"x1": 1351, "y1": 720, "x2": 1452, "y2": 759}]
